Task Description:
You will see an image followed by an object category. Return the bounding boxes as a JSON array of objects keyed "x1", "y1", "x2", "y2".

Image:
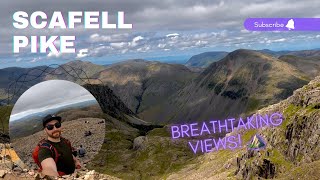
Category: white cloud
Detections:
[
  {"x1": 166, "y1": 33, "x2": 179, "y2": 37},
  {"x1": 47, "y1": 51, "x2": 62, "y2": 58},
  {"x1": 273, "y1": 38, "x2": 286, "y2": 42},
  {"x1": 158, "y1": 43, "x2": 166, "y2": 48},
  {"x1": 76, "y1": 49, "x2": 88, "y2": 58},
  {"x1": 193, "y1": 33, "x2": 211, "y2": 39},
  {"x1": 110, "y1": 42, "x2": 127, "y2": 48},
  {"x1": 1, "y1": 0, "x2": 320, "y2": 57},
  {"x1": 131, "y1": 36, "x2": 144, "y2": 47},
  {"x1": 240, "y1": 29, "x2": 250, "y2": 33},
  {"x1": 137, "y1": 46, "x2": 150, "y2": 52},
  {"x1": 121, "y1": 49, "x2": 128, "y2": 54},
  {"x1": 132, "y1": 36, "x2": 144, "y2": 42},
  {"x1": 90, "y1": 33, "x2": 99, "y2": 39},
  {"x1": 90, "y1": 33, "x2": 112, "y2": 42},
  {"x1": 88, "y1": 33, "x2": 130, "y2": 43},
  {"x1": 195, "y1": 40, "x2": 208, "y2": 46},
  {"x1": 89, "y1": 45, "x2": 114, "y2": 56},
  {"x1": 29, "y1": 57, "x2": 42, "y2": 63},
  {"x1": 265, "y1": 38, "x2": 286, "y2": 44}
]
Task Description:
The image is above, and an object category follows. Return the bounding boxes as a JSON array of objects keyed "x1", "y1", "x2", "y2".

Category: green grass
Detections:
[
  {"x1": 0, "y1": 105, "x2": 13, "y2": 133},
  {"x1": 267, "y1": 149, "x2": 293, "y2": 170},
  {"x1": 88, "y1": 122, "x2": 198, "y2": 180},
  {"x1": 147, "y1": 127, "x2": 171, "y2": 137},
  {"x1": 281, "y1": 103, "x2": 305, "y2": 130},
  {"x1": 242, "y1": 129, "x2": 257, "y2": 143},
  {"x1": 246, "y1": 97, "x2": 260, "y2": 113},
  {"x1": 306, "y1": 103, "x2": 320, "y2": 113},
  {"x1": 277, "y1": 160, "x2": 320, "y2": 179}
]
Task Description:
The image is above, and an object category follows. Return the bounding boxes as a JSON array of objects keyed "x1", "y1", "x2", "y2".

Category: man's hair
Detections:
[{"x1": 42, "y1": 114, "x2": 62, "y2": 128}]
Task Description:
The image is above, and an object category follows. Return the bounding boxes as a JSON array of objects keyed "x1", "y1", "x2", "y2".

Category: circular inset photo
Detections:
[{"x1": 9, "y1": 80, "x2": 105, "y2": 177}]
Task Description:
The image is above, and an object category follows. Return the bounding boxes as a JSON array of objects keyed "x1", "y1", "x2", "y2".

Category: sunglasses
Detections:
[{"x1": 46, "y1": 122, "x2": 61, "y2": 130}]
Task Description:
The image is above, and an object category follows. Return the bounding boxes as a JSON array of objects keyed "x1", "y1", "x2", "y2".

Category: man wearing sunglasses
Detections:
[{"x1": 35, "y1": 114, "x2": 81, "y2": 177}]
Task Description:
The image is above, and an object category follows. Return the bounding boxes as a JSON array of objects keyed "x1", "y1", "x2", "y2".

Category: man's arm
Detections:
[
  {"x1": 73, "y1": 155, "x2": 81, "y2": 169},
  {"x1": 40, "y1": 158, "x2": 59, "y2": 177}
]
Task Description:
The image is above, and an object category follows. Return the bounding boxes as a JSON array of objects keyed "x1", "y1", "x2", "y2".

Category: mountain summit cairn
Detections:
[{"x1": 247, "y1": 134, "x2": 266, "y2": 150}]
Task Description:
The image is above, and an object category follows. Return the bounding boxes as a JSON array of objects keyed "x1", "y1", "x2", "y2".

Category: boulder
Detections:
[{"x1": 133, "y1": 136, "x2": 147, "y2": 150}]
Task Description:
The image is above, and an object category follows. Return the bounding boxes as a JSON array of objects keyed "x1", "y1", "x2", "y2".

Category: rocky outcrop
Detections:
[
  {"x1": 0, "y1": 133, "x2": 9, "y2": 143},
  {"x1": 133, "y1": 136, "x2": 147, "y2": 150},
  {"x1": 84, "y1": 84, "x2": 136, "y2": 120},
  {"x1": 84, "y1": 84, "x2": 163, "y2": 136},
  {"x1": 165, "y1": 75, "x2": 319, "y2": 179},
  {"x1": 235, "y1": 75, "x2": 320, "y2": 179},
  {"x1": 235, "y1": 150, "x2": 276, "y2": 179}
]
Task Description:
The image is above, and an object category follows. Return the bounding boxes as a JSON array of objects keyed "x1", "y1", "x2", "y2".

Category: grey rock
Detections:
[{"x1": 133, "y1": 136, "x2": 147, "y2": 150}]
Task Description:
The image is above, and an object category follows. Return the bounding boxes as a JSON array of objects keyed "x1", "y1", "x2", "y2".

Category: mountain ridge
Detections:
[{"x1": 140, "y1": 49, "x2": 310, "y2": 124}]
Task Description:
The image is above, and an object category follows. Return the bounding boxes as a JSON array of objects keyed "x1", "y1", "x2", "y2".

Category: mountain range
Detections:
[
  {"x1": 0, "y1": 48, "x2": 319, "y2": 179},
  {"x1": 141, "y1": 49, "x2": 312, "y2": 124},
  {"x1": 185, "y1": 48, "x2": 320, "y2": 68},
  {"x1": 0, "y1": 48, "x2": 319, "y2": 126}
]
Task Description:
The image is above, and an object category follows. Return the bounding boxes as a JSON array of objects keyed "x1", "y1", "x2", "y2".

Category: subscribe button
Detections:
[{"x1": 244, "y1": 18, "x2": 320, "y2": 31}]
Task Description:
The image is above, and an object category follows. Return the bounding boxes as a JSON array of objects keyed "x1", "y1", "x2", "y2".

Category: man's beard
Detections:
[{"x1": 48, "y1": 130, "x2": 61, "y2": 139}]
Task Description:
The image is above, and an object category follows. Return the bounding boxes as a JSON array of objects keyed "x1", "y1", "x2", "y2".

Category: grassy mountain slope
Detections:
[
  {"x1": 83, "y1": 84, "x2": 198, "y2": 179},
  {"x1": 141, "y1": 49, "x2": 310, "y2": 124},
  {"x1": 278, "y1": 55, "x2": 320, "y2": 79},
  {"x1": 44, "y1": 60, "x2": 106, "y2": 84},
  {"x1": 93, "y1": 59, "x2": 197, "y2": 115},
  {"x1": 166, "y1": 75, "x2": 320, "y2": 179}
]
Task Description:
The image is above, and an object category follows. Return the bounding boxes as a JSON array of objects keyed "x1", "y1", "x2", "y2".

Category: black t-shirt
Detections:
[{"x1": 38, "y1": 138, "x2": 75, "y2": 175}]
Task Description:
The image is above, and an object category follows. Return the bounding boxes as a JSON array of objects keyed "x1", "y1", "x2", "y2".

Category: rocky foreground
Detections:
[{"x1": 0, "y1": 167, "x2": 121, "y2": 179}]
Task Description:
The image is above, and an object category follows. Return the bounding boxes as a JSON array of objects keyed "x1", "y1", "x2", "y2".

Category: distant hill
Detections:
[
  {"x1": 257, "y1": 49, "x2": 291, "y2": 57},
  {"x1": 92, "y1": 59, "x2": 198, "y2": 115},
  {"x1": 0, "y1": 66, "x2": 52, "y2": 103},
  {"x1": 184, "y1": 49, "x2": 320, "y2": 68},
  {"x1": 0, "y1": 61, "x2": 105, "y2": 103},
  {"x1": 286, "y1": 49, "x2": 320, "y2": 57},
  {"x1": 278, "y1": 55, "x2": 320, "y2": 79},
  {"x1": 44, "y1": 60, "x2": 106, "y2": 84},
  {"x1": 185, "y1": 51, "x2": 228, "y2": 68},
  {"x1": 258, "y1": 49, "x2": 320, "y2": 58},
  {"x1": 141, "y1": 49, "x2": 310, "y2": 124}
]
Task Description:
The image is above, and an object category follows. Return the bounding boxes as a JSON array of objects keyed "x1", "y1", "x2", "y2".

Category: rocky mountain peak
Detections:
[{"x1": 223, "y1": 49, "x2": 275, "y2": 63}]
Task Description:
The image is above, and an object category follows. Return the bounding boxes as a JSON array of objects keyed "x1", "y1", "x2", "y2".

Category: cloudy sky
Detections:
[
  {"x1": 10, "y1": 80, "x2": 97, "y2": 121},
  {"x1": 0, "y1": 0, "x2": 320, "y2": 68}
]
